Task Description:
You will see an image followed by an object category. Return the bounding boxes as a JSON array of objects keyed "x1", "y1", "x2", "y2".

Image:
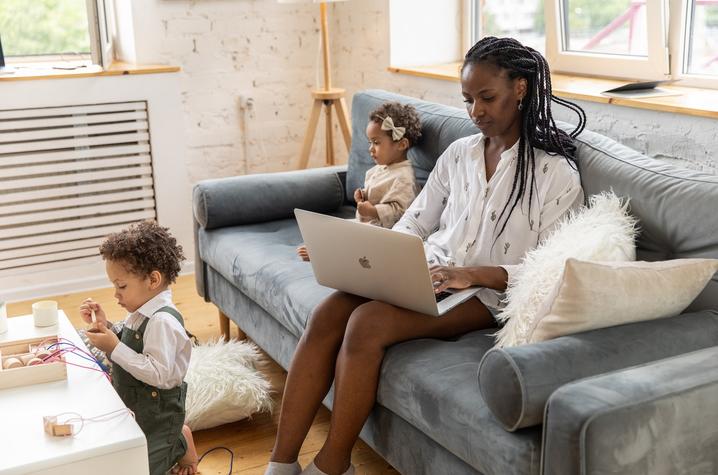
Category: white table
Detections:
[{"x1": 0, "y1": 311, "x2": 149, "y2": 475}]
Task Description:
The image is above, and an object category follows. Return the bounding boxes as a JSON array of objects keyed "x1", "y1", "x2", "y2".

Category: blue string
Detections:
[{"x1": 46, "y1": 342, "x2": 109, "y2": 373}]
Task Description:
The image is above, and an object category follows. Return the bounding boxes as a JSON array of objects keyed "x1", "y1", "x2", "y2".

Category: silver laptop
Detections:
[{"x1": 294, "y1": 209, "x2": 481, "y2": 317}]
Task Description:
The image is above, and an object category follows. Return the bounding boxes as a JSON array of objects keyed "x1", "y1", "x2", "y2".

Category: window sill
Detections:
[
  {"x1": 388, "y1": 63, "x2": 718, "y2": 120},
  {"x1": 0, "y1": 61, "x2": 180, "y2": 82}
]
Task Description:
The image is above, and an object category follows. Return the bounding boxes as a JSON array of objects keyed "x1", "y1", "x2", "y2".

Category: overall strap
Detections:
[
  {"x1": 153, "y1": 305, "x2": 197, "y2": 344},
  {"x1": 153, "y1": 305, "x2": 184, "y2": 327}
]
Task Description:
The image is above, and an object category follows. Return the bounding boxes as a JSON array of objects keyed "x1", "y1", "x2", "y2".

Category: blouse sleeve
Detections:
[{"x1": 393, "y1": 144, "x2": 453, "y2": 238}]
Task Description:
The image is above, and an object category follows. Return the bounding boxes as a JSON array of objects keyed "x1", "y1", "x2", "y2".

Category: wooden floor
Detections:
[{"x1": 6, "y1": 274, "x2": 399, "y2": 475}]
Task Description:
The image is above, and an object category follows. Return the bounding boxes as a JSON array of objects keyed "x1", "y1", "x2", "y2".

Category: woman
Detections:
[{"x1": 266, "y1": 36, "x2": 587, "y2": 475}]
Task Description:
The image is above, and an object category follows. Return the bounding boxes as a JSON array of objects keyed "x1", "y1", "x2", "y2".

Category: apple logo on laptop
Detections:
[{"x1": 359, "y1": 256, "x2": 371, "y2": 269}]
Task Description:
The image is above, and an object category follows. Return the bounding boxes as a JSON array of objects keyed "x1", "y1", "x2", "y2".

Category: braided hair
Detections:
[{"x1": 462, "y1": 36, "x2": 587, "y2": 241}]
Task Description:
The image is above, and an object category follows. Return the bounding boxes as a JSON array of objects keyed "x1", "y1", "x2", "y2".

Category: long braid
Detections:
[{"x1": 462, "y1": 37, "x2": 586, "y2": 244}]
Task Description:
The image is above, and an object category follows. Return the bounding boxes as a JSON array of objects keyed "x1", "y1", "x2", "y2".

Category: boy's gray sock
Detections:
[
  {"x1": 300, "y1": 461, "x2": 355, "y2": 475},
  {"x1": 264, "y1": 460, "x2": 302, "y2": 475}
]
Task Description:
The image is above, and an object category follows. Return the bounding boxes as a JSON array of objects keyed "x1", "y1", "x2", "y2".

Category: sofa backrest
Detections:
[{"x1": 347, "y1": 89, "x2": 718, "y2": 311}]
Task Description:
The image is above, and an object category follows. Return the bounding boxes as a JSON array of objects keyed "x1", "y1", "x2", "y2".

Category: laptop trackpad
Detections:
[{"x1": 436, "y1": 287, "x2": 482, "y2": 315}]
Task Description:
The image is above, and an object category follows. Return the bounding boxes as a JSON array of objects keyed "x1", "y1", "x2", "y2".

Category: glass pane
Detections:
[
  {"x1": 686, "y1": 0, "x2": 718, "y2": 76},
  {"x1": 563, "y1": 0, "x2": 647, "y2": 56},
  {"x1": 478, "y1": 0, "x2": 546, "y2": 54},
  {"x1": 0, "y1": 0, "x2": 91, "y2": 57}
]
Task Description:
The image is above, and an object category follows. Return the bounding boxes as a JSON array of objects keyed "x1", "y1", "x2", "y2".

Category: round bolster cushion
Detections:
[
  {"x1": 193, "y1": 167, "x2": 346, "y2": 230},
  {"x1": 478, "y1": 310, "x2": 718, "y2": 431}
]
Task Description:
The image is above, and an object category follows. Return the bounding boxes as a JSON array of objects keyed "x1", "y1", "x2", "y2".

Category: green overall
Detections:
[{"x1": 112, "y1": 306, "x2": 188, "y2": 475}]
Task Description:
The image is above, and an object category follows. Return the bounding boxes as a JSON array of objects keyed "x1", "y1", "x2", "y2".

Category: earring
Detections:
[{"x1": 518, "y1": 99, "x2": 524, "y2": 111}]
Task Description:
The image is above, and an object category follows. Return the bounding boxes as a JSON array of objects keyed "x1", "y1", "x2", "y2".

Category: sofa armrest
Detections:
[
  {"x1": 193, "y1": 165, "x2": 347, "y2": 230},
  {"x1": 478, "y1": 310, "x2": 718, "y2": 431},
  {"x1": 541, "y1": 346, "x2": 718, "y2": 475}
]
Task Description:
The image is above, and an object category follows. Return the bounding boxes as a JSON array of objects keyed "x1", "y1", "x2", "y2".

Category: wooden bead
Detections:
[
  {"x1": 19, "y1": 354, "x2": 35, "y2": 365},
  {"x1": 26, "y1": 357, "x2": 43, "y2": 366},
  {"x1": 3, "y1": 357, "x2": 23, "y2": 370},
  {"x1": 35, "y1": 349, "x2": 53, "y2": 361}
]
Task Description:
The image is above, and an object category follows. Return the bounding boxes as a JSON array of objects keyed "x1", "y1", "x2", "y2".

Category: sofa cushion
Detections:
[
  {"x1": 479, "y1": 310, "x2": 718, "y2": 432},
  {"x1": 378, "y1": 330, "x2": 542, "y2": 474},
  {"x1": 198, "y1": 206, "x2": 356, "y2": 338}
]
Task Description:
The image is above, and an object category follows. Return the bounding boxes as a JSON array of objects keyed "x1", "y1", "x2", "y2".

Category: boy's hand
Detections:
[
  {"x1": 296, "y1": 244, "x2": 310, "y2": 262},
  {"x1": 353, "y1": 188, "x2": 365, "y2": 203},
  {"x1": 84, "y1": 324, "x2": 120, "y2": 355},
  {"x1": 357, "y1": 201, "x2": 379, "y2": 219},
  {"x1": 80, "y1": 298, "x2": 108, "y2": 326}
]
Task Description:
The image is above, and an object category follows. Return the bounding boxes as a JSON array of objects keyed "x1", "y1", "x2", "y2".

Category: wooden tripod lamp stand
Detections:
[{"x1": 279, "y1": 0, "x2": 352, "y2": 168}]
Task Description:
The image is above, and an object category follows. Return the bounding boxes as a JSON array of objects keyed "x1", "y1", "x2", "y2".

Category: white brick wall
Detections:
[{"x1": 143, "y1": 0, "x2": 716, "y2": 183}]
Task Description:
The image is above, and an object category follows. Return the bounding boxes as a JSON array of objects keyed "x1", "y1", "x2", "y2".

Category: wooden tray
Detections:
[{"x1": 0, "y1": 335, "x2": 67, "y2": 390}]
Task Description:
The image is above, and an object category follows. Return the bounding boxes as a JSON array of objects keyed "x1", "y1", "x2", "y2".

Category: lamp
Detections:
[{"x1": 278, "y1": 0, "x2": 352, "y2": 168}]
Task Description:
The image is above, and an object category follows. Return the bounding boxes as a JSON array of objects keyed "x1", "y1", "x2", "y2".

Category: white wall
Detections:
[{"x1": 389, "y1": 0, "x2": 463, "y2": 67}]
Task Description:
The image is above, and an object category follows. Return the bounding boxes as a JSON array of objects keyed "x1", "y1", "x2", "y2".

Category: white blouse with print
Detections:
[{"x1": 393, "y1": 133, "x2": 584, "y2": 310}]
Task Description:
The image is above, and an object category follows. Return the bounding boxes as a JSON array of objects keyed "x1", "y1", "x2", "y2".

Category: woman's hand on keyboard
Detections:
[{"x1": 429, "y1": 266, "x2": 473, "y2": 293}]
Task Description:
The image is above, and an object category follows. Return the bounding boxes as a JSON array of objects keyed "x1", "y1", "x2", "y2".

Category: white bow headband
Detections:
[{"x1": 379, "y1": 116, "x2": 406, "y2": 141}]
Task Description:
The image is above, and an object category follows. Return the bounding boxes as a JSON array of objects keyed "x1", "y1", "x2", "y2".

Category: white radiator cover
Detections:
[{"x1": 0, "y1": 74, "x2": 191, "y2": 302}]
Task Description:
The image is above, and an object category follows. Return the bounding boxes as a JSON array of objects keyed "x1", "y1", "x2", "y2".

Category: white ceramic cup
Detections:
[
  {"x1": 0, "y1": 302, "x2": 7, "y2": 334},
  {"x1": 32, "y1": 300, "x2": 58, "y2": 327}
]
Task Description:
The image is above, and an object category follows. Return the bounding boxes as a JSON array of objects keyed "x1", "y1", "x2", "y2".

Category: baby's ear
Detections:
[{"x1": 398, "y1": 137, "x2": 410, "y2": 151}]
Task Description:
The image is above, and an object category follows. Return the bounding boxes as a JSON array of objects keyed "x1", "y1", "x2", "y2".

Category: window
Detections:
[
  {"x1": 0, "y1": 0, "x2": 115, "y2": 68},
  {"x1": 546, "y1": 0, "x2": 669, "y2": 80},
  {"x1": 684, "y1": 0, "x2": 718, "y2": 76},
  {"x1": 469, "y1": 0, "x2": 546, "y2": 54}
]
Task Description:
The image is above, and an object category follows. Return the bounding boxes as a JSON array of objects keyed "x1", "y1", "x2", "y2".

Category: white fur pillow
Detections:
[
  {"x1": 495, "y1": 192, "x2": 638, "y2": 348},
  {"x1": 185, "y1": 338, "x2": 274, "y2": 431}
]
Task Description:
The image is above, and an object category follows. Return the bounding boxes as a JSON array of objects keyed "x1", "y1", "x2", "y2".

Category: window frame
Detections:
[
  {"x1": 545, "y1": 0, "x2": 671, "y2": 81},
  {"x1": 670, "y1": 0, "x2": 718, "y2": 88}
]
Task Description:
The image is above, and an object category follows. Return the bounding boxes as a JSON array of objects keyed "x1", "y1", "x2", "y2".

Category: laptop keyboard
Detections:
[{"x1": 435, "y1": 291, "x2": 452, "y2": 303}]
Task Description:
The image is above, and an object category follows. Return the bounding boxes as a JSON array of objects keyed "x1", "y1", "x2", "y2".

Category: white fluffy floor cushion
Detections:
[
  {"x1": 185, "y1": 338, "x2": 274, "y2": 431},
  {"x1": 494, "y1": 191, "x2": 638, "y2": 348}
]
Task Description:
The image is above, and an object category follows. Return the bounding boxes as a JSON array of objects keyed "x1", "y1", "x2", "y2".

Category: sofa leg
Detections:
[
  {"x1": 219, "y1": 310, "x2": 231, "y2": 341},
  {"x1": 218, "y1": 310, "x2": 247, "y2": 341}
]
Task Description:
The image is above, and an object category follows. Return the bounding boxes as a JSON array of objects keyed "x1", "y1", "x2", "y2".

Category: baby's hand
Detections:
[
  {"x1": 353, "y1": 188, "x2": 365, "y2": 203},
  {"x1": 80, "y1": 298, "x2": 108, "y2": 326},
  {"x1": 296, "y1": 244, "x2": 310, "y2": 262},
  {"x1": 356, "y1": 201, "x2": 378, "y2": 219}
]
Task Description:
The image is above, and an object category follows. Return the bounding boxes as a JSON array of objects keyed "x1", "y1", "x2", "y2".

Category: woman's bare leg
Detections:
[
  {"x1": 313, "y1": 298, "x2": 494, "y2": 474},
  {"x1": 270, "y1": 291, "x2": 369, "y2": 463}
]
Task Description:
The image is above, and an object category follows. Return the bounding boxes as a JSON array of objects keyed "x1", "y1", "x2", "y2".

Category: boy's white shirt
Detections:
[{"x1": 110, "y1": 289, "x2": 191, "y2": 389}]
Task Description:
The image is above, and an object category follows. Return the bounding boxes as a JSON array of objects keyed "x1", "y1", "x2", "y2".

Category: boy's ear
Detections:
[{"x1": 148, "y1": 270, "x2": 163, "y2": 289}]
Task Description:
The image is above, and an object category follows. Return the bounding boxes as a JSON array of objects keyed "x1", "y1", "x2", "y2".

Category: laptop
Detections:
[{"x1": 294, "y1": 209, "x2": 481, "y2": 317}]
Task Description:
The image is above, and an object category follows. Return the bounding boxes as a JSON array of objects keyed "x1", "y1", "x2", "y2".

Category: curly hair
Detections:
[
  {"x1": 99, "y1": 220, "x2": 185, "y2": 284},
  {"x1": 369, "y1": 102, "x2": 422, "y2": 146}
]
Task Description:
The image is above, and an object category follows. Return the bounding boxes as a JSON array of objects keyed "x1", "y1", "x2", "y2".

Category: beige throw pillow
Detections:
[{"x1": 528, "y1": 258, "x2": 718, "y2": 343}]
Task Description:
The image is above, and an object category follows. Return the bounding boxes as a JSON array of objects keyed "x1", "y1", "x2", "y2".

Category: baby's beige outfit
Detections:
[{"x1": 357, "y1": 160, "x2": 418, "y2": 228}]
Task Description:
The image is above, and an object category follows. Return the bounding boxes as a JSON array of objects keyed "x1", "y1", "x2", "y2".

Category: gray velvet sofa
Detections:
[{"x1": 192, "y1": 90, "x2": 718, "y2": 475}]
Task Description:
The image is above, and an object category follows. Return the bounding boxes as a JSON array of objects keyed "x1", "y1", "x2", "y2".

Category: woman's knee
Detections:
[
  {"x1": 302, "y1": 292, "x2": 357, "y2": 345},
  {"x1": 342, "y1": 301, "x2": 390, "y2": 354}
]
